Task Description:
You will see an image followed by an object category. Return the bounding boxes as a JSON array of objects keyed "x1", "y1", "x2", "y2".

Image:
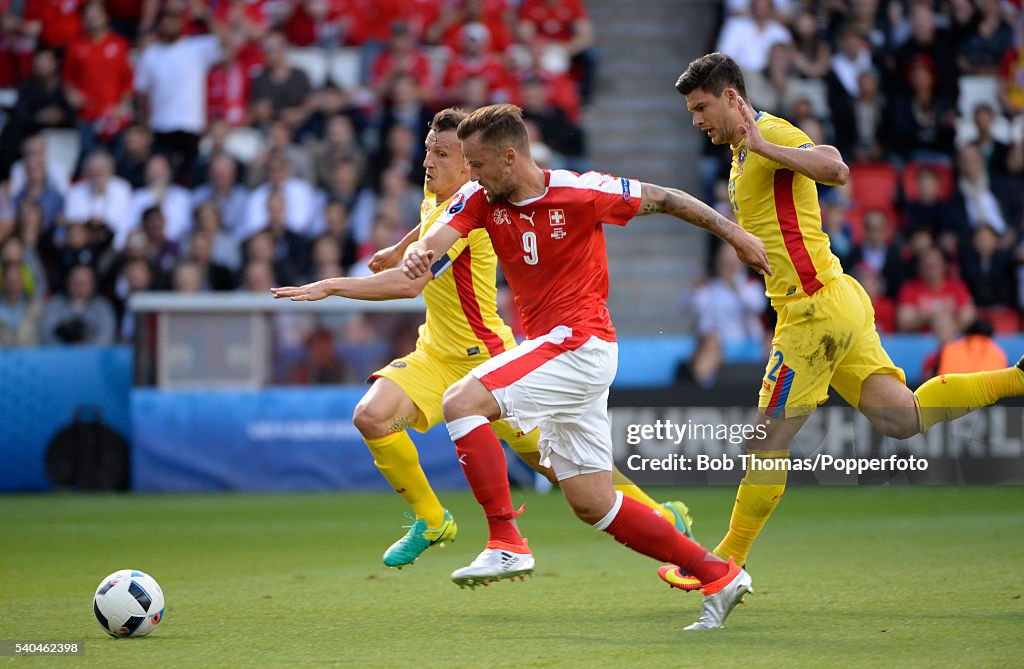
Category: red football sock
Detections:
[
  {"x1": 454, "y1": 423, "x2": 525, "y2": 548},
  {"x1": 605, "y1": 496, "x2": 729, "y2": 584}
]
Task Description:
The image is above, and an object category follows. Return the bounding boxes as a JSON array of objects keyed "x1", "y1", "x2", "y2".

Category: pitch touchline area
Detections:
[{"x1": 1, "y1": 489, "x2": 1021, "y2": 668}]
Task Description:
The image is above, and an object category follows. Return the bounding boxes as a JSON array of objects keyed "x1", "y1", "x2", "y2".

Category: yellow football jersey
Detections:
[
  {"x1": 728, "y1": 111, "x2": 842, "y2": 305},
  {"x1": 416, "y1": 190, "x2": 517, "y2": 362}
]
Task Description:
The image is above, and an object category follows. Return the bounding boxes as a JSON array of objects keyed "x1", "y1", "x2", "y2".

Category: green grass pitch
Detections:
[{"x1": 1, "y1": 487, "x2": 1022, "y2": 668}]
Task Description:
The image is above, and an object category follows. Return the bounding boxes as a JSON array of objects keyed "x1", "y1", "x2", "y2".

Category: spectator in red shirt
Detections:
[
  {"x1": 207, "y1": 36, "x2": 261, "y2": 127},
  {"x1": 213, "y1": 0, "x2": 270, "y2": 28},
  {"x1": 0, "y1": 4, "x2": 36, "y2": 89},
  {"x1": 509, "y1": 37, "x2": 582, "y2": 122},
  {"x1": 63, "y1": 2, "x2": 133, "y2": 159},
  {"x1": 143, "y1": 0, "x2": 230, "y2": 38},
  {"x1": 281, "y1": 0, "x2": 368, "y2": 47},
  {"x1": 370, "y1": 21, "x2": 434, "y2": 100},
  {"x1": 517, "y1": 0, "x2": 596, "y2": 103},
  {"x1": 853, "y1": 268, "x2": 896, "y2": 333},
  {"x1": 210, "y1": 0, "x2": 272, "y2": 60},
  {"x1": 429, "y1": 0, "x2": 516, "y2": 53},
  {"x1": 363, "y1": 0, "x2": 439, "y2": 44},
  {"x1": 440, "y1": 23, "x2": 516, "y2": 106},
  {"x1": 23, "y1": 0, "x2": 86, "y2": 51},
  {"x1": 897, "y1": 247, "x2": 976, "y2": 333}
]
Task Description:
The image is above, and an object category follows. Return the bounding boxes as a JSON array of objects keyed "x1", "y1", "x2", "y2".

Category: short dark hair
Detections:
[
  {"x1": 431, "y1": 108, "x2": 468, "y2": 134},
  {"x1": 142, "y1": 205, "x2": 163, "y2": 223},
  {"x1": 457, "y1": 104, "x2": 529, "y2": 151},
  {"x1": 675, "y1": 52, "x2": 747, "y2": 100}
]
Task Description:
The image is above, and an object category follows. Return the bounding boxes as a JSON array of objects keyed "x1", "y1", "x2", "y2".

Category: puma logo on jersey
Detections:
[{"x1": 519, "y1": 211, "x2": 536, "y2": 226}]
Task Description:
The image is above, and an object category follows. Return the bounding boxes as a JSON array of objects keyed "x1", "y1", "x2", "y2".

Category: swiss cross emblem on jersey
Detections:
[
  {"x1": 548, "y1": 209, "x2": 566, "y2": 239},
  {"x1": 493, "y1": 208, "x2": 511, "y2": 226}
]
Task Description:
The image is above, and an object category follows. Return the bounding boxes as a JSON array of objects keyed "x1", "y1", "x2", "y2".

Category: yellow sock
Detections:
[
  {"x1": 714, "y1": 449, "x2": 788, "y2": 565},
  {"x1": 492, "y1": 421, "x2": 539, "y2": 456},
  {"x1": 365, "y1": 431, "x2": 444, "y2": 527},
  {"x1": 915, "y1": 367, "x2": 1024, "y2": 432},
  {"x1": 612, "y1": 468, "x2": 675, "y2": 525},
  {"x1": 492, "y1": 422, "x2": 557, "y2": 483}
]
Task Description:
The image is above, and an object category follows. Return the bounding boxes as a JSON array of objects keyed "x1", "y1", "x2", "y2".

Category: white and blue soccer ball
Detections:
[{"x1": 93, "y1": 570, "x2": 165, "y2": 638}]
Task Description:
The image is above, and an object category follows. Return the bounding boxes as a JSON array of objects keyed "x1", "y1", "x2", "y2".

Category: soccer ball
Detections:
[{"x1": 93, "y1": 570, "x2": 165, "y2": 638}]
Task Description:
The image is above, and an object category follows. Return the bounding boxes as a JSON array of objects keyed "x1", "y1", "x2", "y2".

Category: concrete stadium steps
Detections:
[{"x1": 584, "y1": 0, "x2": 716, "y2": 333}]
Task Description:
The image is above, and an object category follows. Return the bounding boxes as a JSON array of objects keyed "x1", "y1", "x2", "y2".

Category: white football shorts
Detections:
[{"x1": 469, "y1": 325, "x2": 618, "y2": 481}]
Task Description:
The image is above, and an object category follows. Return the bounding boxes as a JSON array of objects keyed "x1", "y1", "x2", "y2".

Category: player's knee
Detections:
[
  {"x1": 861, "y1": 397, "x2": 920, "y2": 440},
  {"x1": 352, "y1": 402, "x2": 392, "y2": 440},
  {"x1": 442, "y1": 379, "x2": 480, "y2": 422},
  {"x1": 875, "y1": 417, "x2": 919, "y2": 440},
  {"x1": 562, "y1": 489, "x2": 615, "y2": 525},
  {"x1": 441, "y1": 385, "x2": 465, "y2": 423},
  {"x1": 568, "y1": 499, "x2": 608, "y2": 525},
  {"x1": 860, "y1": 377, "x2": 919, "y2": 439}
]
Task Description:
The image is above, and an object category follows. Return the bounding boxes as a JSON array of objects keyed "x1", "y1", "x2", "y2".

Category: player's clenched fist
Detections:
[
  {"x1": 367, "y1": 244, "x2": 403, "y2": 273},
  {"x1": 730, "y1": 228, "x2": 772, "y2": 276},
  {"x1": 402, "y1": 245, "x2": 436, "y2": 279}
]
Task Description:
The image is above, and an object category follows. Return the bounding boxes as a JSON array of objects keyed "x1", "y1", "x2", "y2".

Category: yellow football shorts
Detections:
[
  {"x1": 370, "y1": 348, "x2": 538, "y2": 452},
  {"x1": 758, "y1": 273, "x2": 905, "y2": 418}
]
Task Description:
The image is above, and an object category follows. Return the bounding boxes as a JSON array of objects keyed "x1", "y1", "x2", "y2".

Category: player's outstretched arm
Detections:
[
  {"x1": 271, "y1": 268, "x2": 431, "y2": 302},
  {"x1": 403, "y1": 223, "x2": 463, "y2": 279},
  {"x1": 367, "y1": 224, "x2": 421, "y2": 273},
  {"x1": 734, "y1": 97, "x2": 848, "y2": 186},
  {"x1": 638, "y1": 183, "x2": 772, "y2": 276}
]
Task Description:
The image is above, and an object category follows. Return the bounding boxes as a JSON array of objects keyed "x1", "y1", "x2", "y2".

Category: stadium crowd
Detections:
[
  {"x1": 685, "y1": 0, "x2": 1024, "y2": 384},
  {"x1": 0, "y1": 0, "x2": 592, "y2": 381},
  {"x1": 2, "y1": 0, "x2": 1024, "y2": 383}
]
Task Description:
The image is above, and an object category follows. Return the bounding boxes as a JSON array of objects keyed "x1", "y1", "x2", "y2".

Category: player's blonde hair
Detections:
[{"x1": 456, "y1": 104, "x2": 529, "y2": 153}]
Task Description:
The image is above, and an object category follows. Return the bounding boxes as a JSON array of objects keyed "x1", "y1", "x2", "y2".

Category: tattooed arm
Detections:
[{"x1": 639, "y1": 183, "x2": 772, "y2": 275}]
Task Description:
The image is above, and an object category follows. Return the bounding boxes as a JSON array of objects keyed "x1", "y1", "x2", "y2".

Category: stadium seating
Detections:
[
  {"x1": 223, "y1": 127, "x2": 266, "y2": 164},
  {"x1": 957, "y1": 74, "x2": 1000, "y2": 120},
  {"x1": 40, "y1": 128, "x2": 81, "y2": 182},
  {"x1": 849, "y1": 161, "x2": 900, "y2": 232},
  {"x1": 327, "y1": 48, "x2": 361, "y2": 90},
  {"x1": 978, "y1": 307, "x2": 1022, "y2": 334},
  {"x1": 286, "y1": 47, "x2": 329, "y2": 89}
]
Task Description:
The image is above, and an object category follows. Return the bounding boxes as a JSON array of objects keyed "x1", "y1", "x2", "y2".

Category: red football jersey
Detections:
[
  {"x1": 62, "y1": 32, "x2": 133, "y2": 121},
  {"x1": 436, "y1": 170, "x2": 641, "y2": 342}
]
